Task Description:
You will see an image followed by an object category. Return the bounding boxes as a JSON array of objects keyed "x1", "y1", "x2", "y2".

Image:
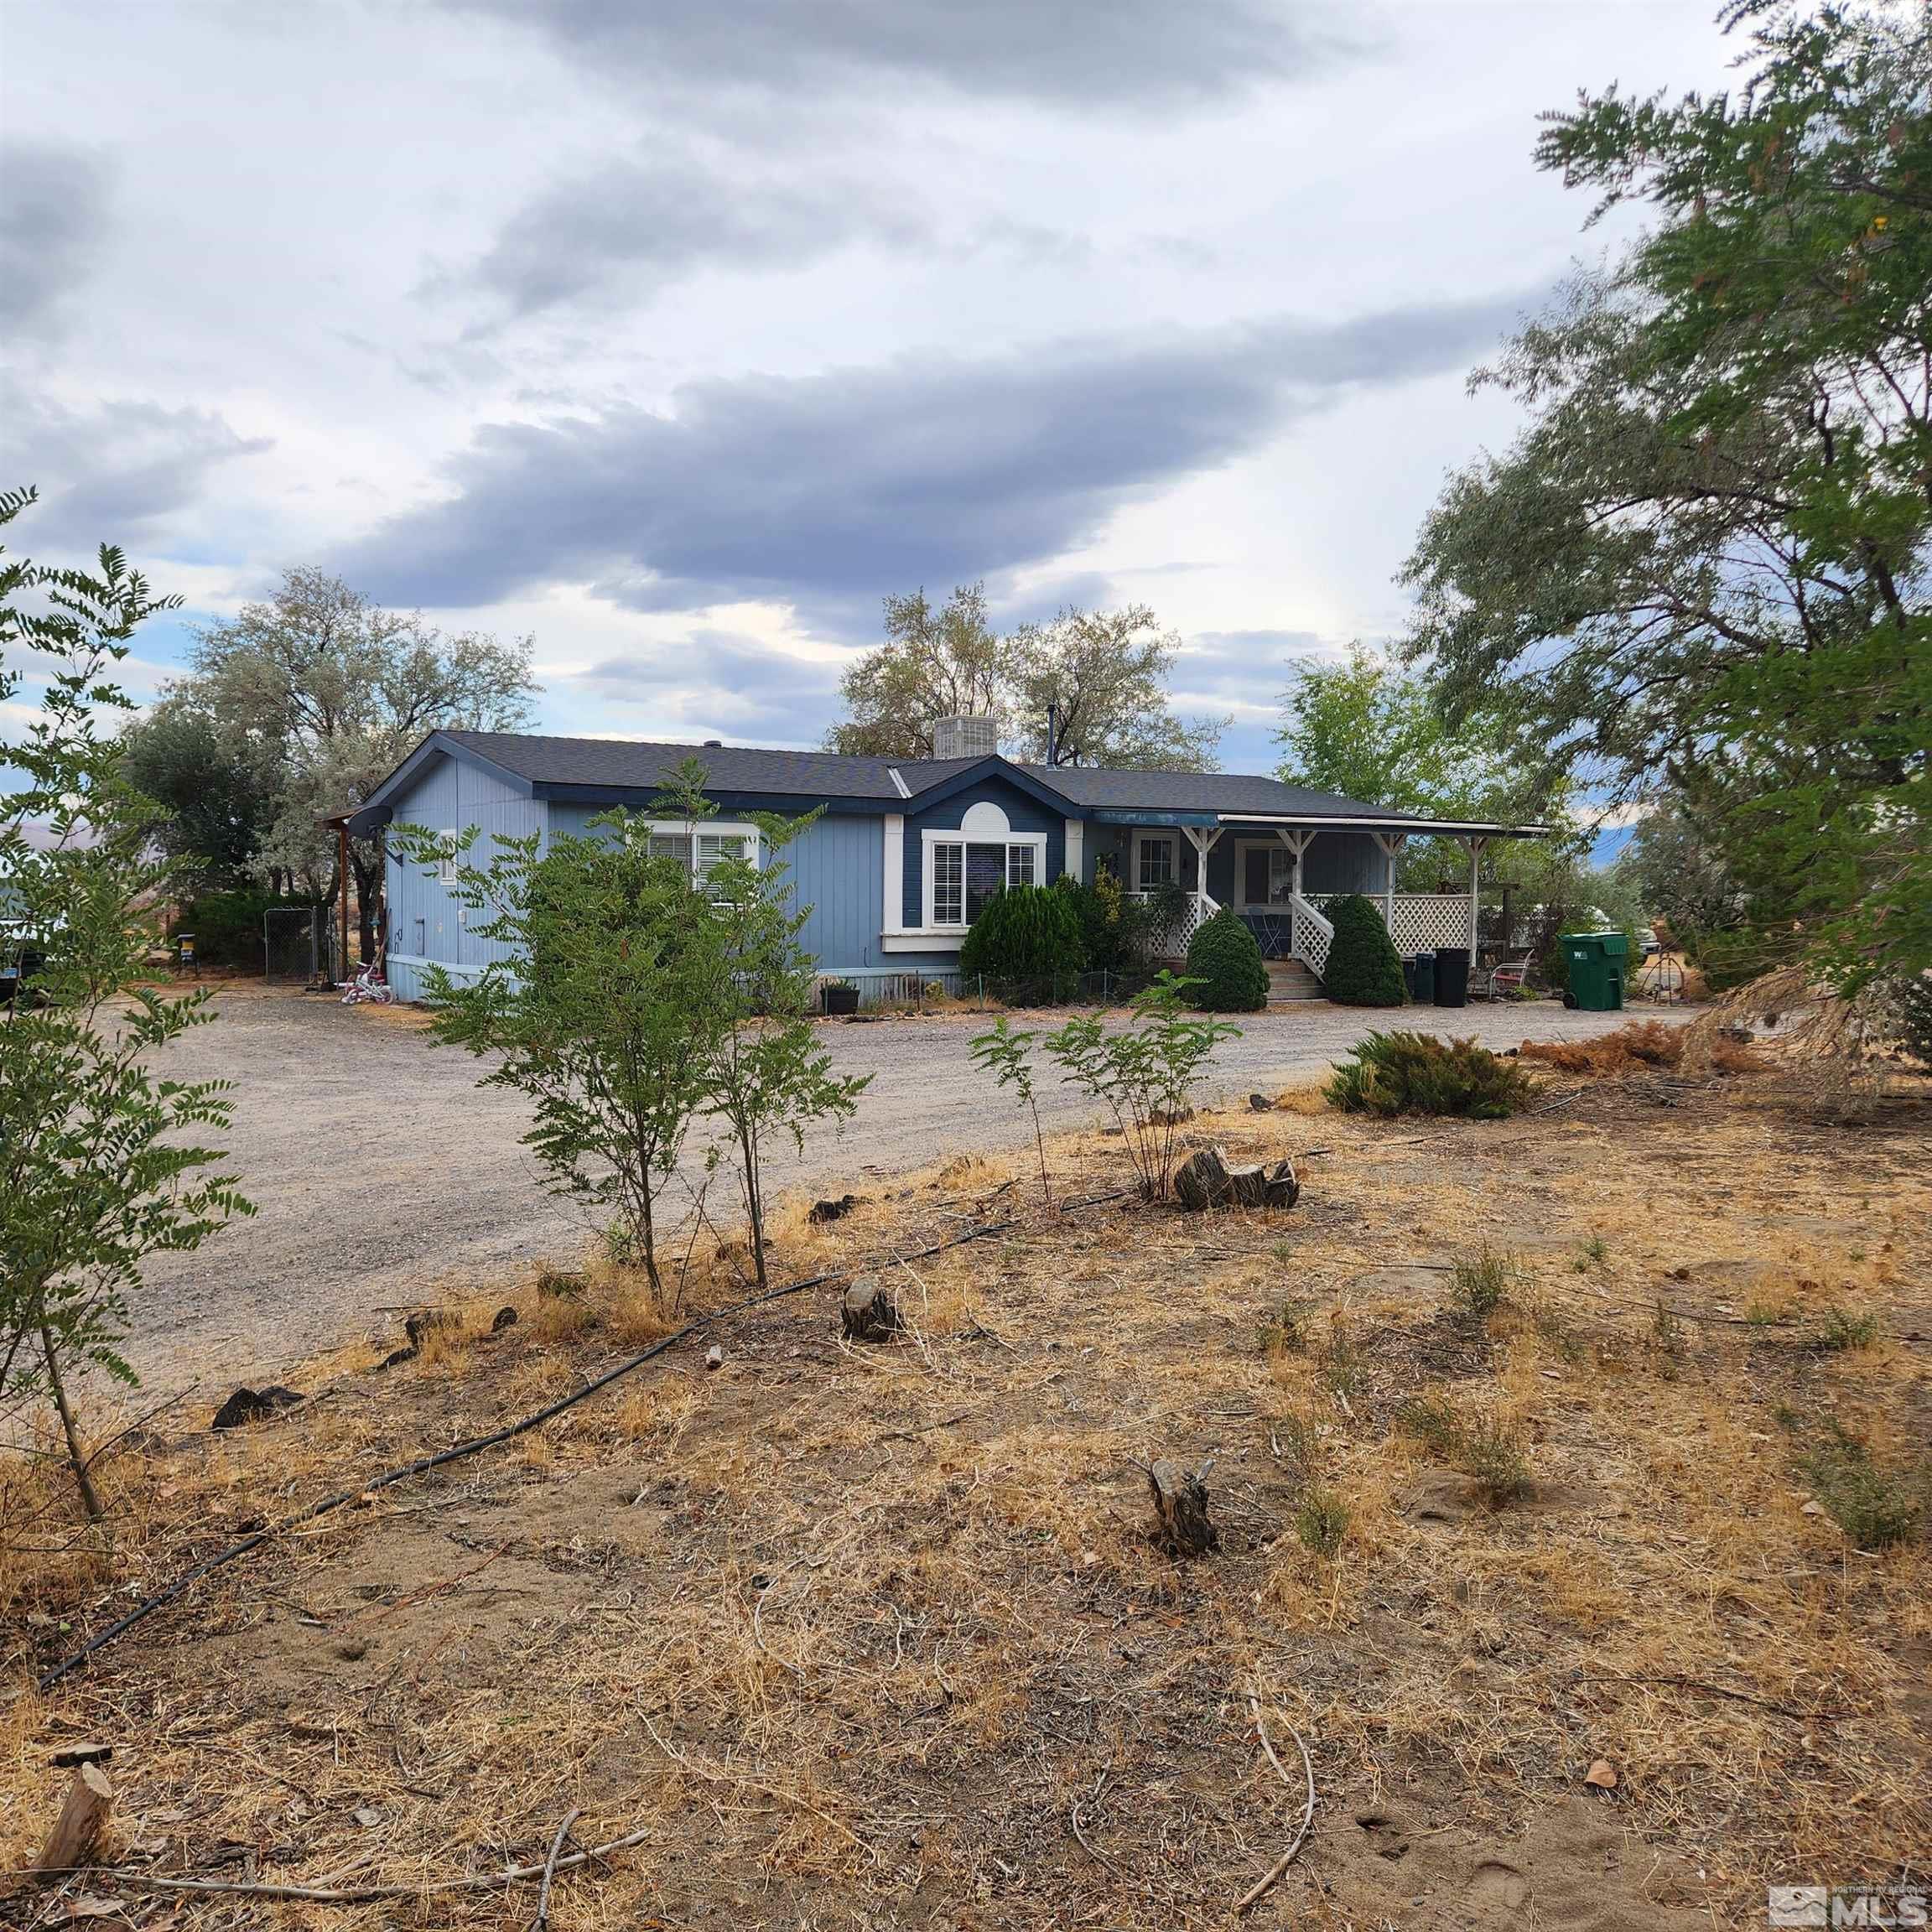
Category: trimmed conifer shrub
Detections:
[
  {"x1": 1184, "y1": 907, "x2": 1268, "y2": 1012},
  {"x1": 959, "y1": 883, "x2": 1086, "y2": 985},
  {"x1": 1322, "y1": 893, "x2": 1407, "y2": 1005},
  {"x1": 1325, "y1": 1031, "x2": 1535, "y2": 1119}
]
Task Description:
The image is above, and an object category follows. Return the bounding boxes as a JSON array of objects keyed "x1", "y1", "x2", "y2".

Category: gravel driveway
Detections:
[{"x1": 131, "y1": 987, "x2": 1682, "y2": 1394}]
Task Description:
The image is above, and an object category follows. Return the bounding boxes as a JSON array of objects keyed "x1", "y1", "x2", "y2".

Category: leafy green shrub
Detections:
[
  {"x1": 1322, "y1": 894, "x2": 1406, "y2": 1005},
  {"x1": 1325, "y1": 1031, "x2": 1535, "y2": 1119},
  {"x1": 1039, "y1": 972, "x2": 1240, "y2": 1197},
  {"x1": 1798, "y1": 1420, "x2": 1924, "y2": 1550},
  {"x1": 1056, "y1": 870, "x2": 1156, "y2": 976},
  {"x1": 1295, "y1": 1485, "x2": 1350, "y2": 1556},
  {"x1": 960, "y1": 881, "x2": 1085, "y2": 985},
  {"x1": 1184, "y1": 906, "x2": 1268, "y2": 1012},
  {"x1": 170, "y1": 889, "x2": 288, "y2": 969}
]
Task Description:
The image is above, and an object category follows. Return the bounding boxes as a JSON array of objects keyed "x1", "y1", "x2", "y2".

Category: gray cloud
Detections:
[
  {"x1": 445, "y1": 0, "x2": 1360, "y2": 108},
  {"x1": 469, "y1": 156, "x2": 925, "y2": 318},
  {"x1": 1176, "y1": 629, "x2": 1331, "y2": 700},
  {"x1": 568, "y1": 630, "x2": 845, "y2": 738},
  {"x1": 1, "y1": 138, "x2": 112, "y2": 339},
  {"x1": 6, "y1": 381, "x2": 270, "y2": 552},
  {"x1": 337, "y1": 293, "x2": 1524, "y2": 621}
]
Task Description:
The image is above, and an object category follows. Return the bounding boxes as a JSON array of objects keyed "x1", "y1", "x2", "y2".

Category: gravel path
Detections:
[{"x1": 131, "y1": 987, "x2": 1684, "y2": 1394}]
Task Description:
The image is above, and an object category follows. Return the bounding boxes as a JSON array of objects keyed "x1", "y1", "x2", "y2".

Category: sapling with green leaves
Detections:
[
  {"x1": 969, "y1": 1016, "x2": 1051, "y2": 1204},
  {"x1": 390, "y1": 809, "x2": 712, "y2": 1311},
  {"x1": 1, "y1": 486, "x2": 252, "y2": 1515},
  {"x1": 1040, "y1": 972, "x2": 1240, "y2": 1199},
  {"x1": 670, "y1": 771, "x2": 870, "y2": 1288}
]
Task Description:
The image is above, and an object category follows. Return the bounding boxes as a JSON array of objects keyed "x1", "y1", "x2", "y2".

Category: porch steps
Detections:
[{"x1": 1265, "y1": 961, "x2": 1324, "y2": 1005}]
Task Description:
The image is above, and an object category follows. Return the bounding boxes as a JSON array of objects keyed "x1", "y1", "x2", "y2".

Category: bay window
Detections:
[{"x1": 927, "y1": 834, "x2": 1046, "y2": 928}]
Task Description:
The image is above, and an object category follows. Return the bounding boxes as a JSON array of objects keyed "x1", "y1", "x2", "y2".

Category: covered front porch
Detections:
[{"x1": 1090, "y1": 812, "x2": 1504, "y2": 984}]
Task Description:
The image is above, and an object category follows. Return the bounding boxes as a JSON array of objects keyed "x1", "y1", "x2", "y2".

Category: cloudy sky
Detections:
[{"x1": 3, "y1": 0, "x2": 1734, "y2": 774}]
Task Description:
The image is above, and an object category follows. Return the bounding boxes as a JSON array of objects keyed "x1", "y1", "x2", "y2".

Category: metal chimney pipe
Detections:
[{"x1": 1046, "y1": 700, "x2": 1060, "y2": 766}]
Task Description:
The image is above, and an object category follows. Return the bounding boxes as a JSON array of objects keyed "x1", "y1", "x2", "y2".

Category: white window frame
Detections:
[
  {"x1": 921, "y1": 828, "x2": 1049, "y2": 931},
  {"x1": 1232, "y1": 837, "x2": 1296, "y2": 911},
  {"x1": 637, "y1": 819, "x2": 761, "y2": 886},
  {"x1": 1131, "y1": 829, "x2": 1179, "y2": 893}
]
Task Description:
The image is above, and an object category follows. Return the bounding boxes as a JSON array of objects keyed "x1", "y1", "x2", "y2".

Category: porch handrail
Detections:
[{"x1": 1287, "y1": 891, "x2": 1332, "y2": 979}]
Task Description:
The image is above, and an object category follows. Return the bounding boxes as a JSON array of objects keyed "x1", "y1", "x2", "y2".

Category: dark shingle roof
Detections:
[
  {"x1": 444, "y1": 730, "x2": 982, "y2": 802},
  {"x1": 1015, "y1": 763, "x2": 1414, "y2": 820},
  {"x1": 405, "y1": 731, "x2": 1537, "y2": 833}
]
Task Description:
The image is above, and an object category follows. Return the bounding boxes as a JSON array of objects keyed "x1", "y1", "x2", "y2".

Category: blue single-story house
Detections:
[{"x1": 345, "y1": 719, "x2": 1542, "y2": 1003}]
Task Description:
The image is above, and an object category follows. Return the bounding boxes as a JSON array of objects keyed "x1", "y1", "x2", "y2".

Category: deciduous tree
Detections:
[
  {"x1": 175, "y1": 568, "x2": 537, "y2": 958},
  {"x1": 1403, "y1": 0, "x2": 1931, "y2": 989},
  {"x1": 1, "y1": 486, "x2": 252, "y2": 1514}
]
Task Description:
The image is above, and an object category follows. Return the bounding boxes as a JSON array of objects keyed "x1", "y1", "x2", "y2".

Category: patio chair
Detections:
[{"x1": 1484, "y1": 953, "x2": 1537, "y2": 1001}]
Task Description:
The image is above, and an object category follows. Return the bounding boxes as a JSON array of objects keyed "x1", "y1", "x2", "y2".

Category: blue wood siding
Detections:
[
  {"x1": 783, "y1": 812, "x2": 884, "y2": 971},
  {"x1": 551, "y1": 799, "x2": 889, "y2": 974},
  {"x1": 1305, "y1": 831, "x2": 1382, "y2": 893},
  {"x1": 900, "y1": 777, "x2": 1067, "y2": 930},
  {"x1": 386, "y1": 750, "x2": 543, "y2": 992}
]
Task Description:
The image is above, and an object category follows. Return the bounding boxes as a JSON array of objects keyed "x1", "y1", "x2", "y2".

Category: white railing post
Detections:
[{"x1": 1466, "y1": 836, "x2": 1485, "y2": 965}]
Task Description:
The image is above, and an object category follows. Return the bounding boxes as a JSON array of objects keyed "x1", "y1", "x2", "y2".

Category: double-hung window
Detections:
[
  {"x1": 648, "y1": 825, "x2": 756, "y2": 896},
  {"x1": 1136, "y1": 834, "x2": 1176, "y2": 892},
  {"x1": 929, "y1": 837, "x2": 1043, "y2": 928}
]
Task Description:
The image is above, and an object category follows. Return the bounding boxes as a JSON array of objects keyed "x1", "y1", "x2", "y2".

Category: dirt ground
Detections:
[
  {"x1": 3, "y1": 1043, "x2": 1925, "y2": 1930},
  {"x1": 130, "y1": 984, "x2": 1687, "y2": 1398}
]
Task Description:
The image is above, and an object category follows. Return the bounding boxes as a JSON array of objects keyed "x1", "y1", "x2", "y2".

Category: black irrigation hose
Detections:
[{"x1": 38, "y1": 1215, "x2": 1027, "y2": 1694}]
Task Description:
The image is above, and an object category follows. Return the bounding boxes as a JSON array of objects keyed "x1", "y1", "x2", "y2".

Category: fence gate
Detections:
[{"x1": 264, "y1": 904, "x2": 323, "y2": 984}]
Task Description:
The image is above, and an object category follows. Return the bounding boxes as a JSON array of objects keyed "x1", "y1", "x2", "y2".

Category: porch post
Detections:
[
  {"x1": 1467, "y1": 835, "x2": 1485, "y2": 964},
  {"x1": 1275, "y1": 826, "x2": 1311, "y2": 898}
]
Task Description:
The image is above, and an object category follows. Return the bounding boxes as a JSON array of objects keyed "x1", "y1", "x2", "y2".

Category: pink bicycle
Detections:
[{"x1": 340, "y1": 951, "x2": 394, "y2": 1005}]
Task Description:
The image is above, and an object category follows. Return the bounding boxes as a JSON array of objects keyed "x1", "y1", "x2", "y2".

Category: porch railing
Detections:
[
  {"x1": 1288, "y1": 893, "x2": 1333, "y2": 978},
  {"x1": 1306, "y1": 892, "x2": 1474, "y2": 957},
  {"x1": 1129, "y1": 889, "x2": 1219, "y2": 959}
]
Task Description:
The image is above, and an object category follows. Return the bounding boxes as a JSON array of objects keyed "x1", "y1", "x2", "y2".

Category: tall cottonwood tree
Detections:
[
  {"x1": 171, "y1": 569, "x2": 537, "y2": 958},
  {"x1": 828, "y1": 584, "x2": 1223, "y2": 771},
  {"x1": 1404, "y1": 0, "x2": 1930, "y2": 986}
]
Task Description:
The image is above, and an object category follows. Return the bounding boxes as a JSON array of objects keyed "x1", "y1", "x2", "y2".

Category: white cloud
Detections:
[{"x1": 1, "y1": 0, "x2": 1740, "y2": 755}]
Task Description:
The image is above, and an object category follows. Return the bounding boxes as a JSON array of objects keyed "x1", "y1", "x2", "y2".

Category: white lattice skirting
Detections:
[{"x1": 1308, "y1": 894, "x2": 1472, "y2": 956}]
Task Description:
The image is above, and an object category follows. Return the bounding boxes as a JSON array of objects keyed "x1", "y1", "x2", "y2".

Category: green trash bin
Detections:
[{"x1": 1560, "y1": 931, "x2": 1628, "y2": 1010}]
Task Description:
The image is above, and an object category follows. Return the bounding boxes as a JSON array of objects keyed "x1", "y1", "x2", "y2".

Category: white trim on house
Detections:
[
  {"x1": 880, "y1": 931, "x2": 964, "y2": 953},
  {"x1": 1063, "y1": 817, "x2": 1083, "y2": 881},
  {"x1": 1218, "y1": 813, "x2": 1549, "y2": 835},
  {"x1": 882, "y1": 813, "x2": 905, "y2": 936},
  {"x1": 887, "y1": 766, "x2": 911, "y2": 800},
  {"x1": 919, "y1": 823, "x2": 1050, "y2": 931},
  {"x1": 1130, "y1": 828, "x2": 1180, "y2": 893}
]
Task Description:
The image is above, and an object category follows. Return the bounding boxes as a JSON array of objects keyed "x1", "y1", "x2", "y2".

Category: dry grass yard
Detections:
[{"x1": 3, "y1": 1041, "x2": 1928, "y2": 1929}]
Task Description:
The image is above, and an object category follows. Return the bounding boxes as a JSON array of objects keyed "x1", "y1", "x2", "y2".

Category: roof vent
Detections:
[
  {"x1": 931, "y1": 714, "x2": 998, "y2": 761},
  {"x1": 702, "y1": 739, "x2": 723, "y2": 748}
]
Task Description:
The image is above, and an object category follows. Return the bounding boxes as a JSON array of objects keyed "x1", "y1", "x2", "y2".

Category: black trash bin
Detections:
[
  {"x1": 1433, "y1": 945, "x2": 1469, "y2": 1008},
  {"x1": 1402, "y1": 954, "x2": 1429, "y2": 1002}
]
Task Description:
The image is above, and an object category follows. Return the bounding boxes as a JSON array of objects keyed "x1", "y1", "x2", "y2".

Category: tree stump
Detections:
[
  {"x1": 840, "y1": 1275, "x2": 901, "y2": 1343},
  {"x1": 210, "y1": 1385, "x2": 304, "y2": 1431},
  {"x1": 35, "y1": 1761, "x2": 113, "y2": 1874},
  {"x1": 1175, "y1": 1145, "x2": 1232, "y2": 1211},
  {"x1": 1176, "y1": 1145, "x2": 1300, "y2": 1213},
  {"x1": 1263, "y1": 1157, "x2": 1301, "y2": 1210},
  {"x1": 1147, "y1": 1459, "x2": 1219, "y2": 1557}
]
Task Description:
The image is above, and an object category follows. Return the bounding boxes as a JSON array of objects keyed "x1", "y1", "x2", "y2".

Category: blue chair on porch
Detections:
[{"x1": 1244, "y1": 911, "x2": 1293, "y2": 959}]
